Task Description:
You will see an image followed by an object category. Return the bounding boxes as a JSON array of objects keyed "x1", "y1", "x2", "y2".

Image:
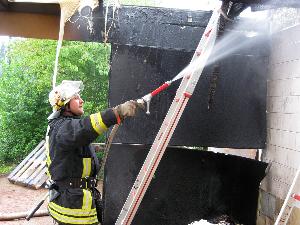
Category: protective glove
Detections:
[{"x1": 114, "y1": 100, "x2": 138, "y2": 121}]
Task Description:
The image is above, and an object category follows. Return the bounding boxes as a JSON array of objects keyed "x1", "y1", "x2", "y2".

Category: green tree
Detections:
[{"x1": 0, "y1": 39, "x2": 110, "y2": 164}]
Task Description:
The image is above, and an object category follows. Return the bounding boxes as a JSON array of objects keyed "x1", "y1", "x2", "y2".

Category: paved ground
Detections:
[{"x1": 0, "y1": 175, "x2": 103, "y2": 225}]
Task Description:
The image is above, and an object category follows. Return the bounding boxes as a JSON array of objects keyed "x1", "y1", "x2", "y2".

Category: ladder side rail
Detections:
[
  {"x1": 115, "y1": 4, "x2": 221, "y2": 225},
  {"x1": 274, "y1": 167, "x2": 300, "y2": 225}
]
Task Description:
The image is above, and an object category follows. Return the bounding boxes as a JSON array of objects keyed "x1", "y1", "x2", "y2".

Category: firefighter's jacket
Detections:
[{"x1": 46, "y1": 109, "x2": 118, "y2": 225}]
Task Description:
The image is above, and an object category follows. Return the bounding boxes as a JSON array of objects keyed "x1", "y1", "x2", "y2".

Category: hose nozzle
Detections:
[{"x1": 137, "y1": 80, "x2": 172, "y2": 115}]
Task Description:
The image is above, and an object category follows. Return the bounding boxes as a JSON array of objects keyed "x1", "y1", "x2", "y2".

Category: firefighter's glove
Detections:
[{"x1": 115, "y1": 100, "x2": 138, "y2": 121}]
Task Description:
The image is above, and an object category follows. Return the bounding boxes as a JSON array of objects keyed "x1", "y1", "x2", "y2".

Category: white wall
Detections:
[{"x1": 258, "y1": 8, "x2": 300, "y2": 224}]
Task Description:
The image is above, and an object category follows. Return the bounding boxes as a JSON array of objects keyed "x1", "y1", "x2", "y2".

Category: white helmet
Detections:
[{"x1": 49, "y1": 80, "x2": 84, "y2": 112}]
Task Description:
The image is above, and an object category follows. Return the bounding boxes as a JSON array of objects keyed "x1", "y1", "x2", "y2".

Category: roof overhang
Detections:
[{"x1": 0, "y1": 0, "x2": 300, "y2": 41}]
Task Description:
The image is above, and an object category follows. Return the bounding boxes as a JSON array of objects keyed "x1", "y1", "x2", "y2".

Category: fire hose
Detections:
[
  {"x1": 0, "y1": 191, "x2": 49, "y2": 221},
  {"x1": 0, "y1": 210, "x2": 48, "y2": 221}
]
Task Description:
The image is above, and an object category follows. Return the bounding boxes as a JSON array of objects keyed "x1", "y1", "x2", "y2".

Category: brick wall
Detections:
[{"x1": 258, "y1": 8, "x2": 300, "y2": 225}]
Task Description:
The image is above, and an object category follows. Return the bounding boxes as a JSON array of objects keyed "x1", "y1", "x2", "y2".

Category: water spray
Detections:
[{"x1": 136, "y1": 44, "x2": 211, "y2": 114}]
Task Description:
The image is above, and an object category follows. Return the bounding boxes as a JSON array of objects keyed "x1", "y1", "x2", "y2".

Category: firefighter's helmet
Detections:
[{"x1": 49, "y1": 80, "x2": 84, "y2": 111}]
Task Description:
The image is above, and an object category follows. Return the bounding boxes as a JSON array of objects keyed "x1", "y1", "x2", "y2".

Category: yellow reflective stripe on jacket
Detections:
[
  {"x1": 82, "y1": 189, "x2": 93, "y2": 210},
  {"x1": 45, "y1": 126, "x2": 52, "y2": 179},
  {"x1": 48, "y1": 206, "x2": 98, "y2": 224},
  {"x1": 82, "y1": 158, "x2": 92, "y2": 178},
  {"x1": 48, "y1": 190, "x2": 97, "y2": 225},
  {"x1": 46, "y1": 136, "x2": 51, "y2": 167},
  {"x1": 48, "y1": 201, "x2": 96, "y2": 216},
  {"x1": 90, "y1": 113, "x2": 107, "y2": 135}
]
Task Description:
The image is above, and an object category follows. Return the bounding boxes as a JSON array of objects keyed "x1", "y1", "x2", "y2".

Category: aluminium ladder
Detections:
[
  {"x1": 115, "y1": 3, "x2": 222, "y2": 225},
  {"x1": 274, "y1": 166, "x2": 300, "y2": 225}
]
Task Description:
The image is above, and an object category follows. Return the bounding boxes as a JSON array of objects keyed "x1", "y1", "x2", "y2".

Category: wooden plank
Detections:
[
  {"x1": 16, "y1": 148, "x2": 45, "y2": 181},
  {"x1": 24, "y1": 154, "x2": 46, "y2": 182},
  {"x1": 0, "y1": 11, "x2": 76, "y2": 41},
  {"x1": 24, "y1": 160, "x2": 46, "y2": 186},
  {"x1": 31, "y1": 170, "x2": 48, "y2": 189},
  {"x1": 10, "y1": 146, "x2": 45, "y2": 183},
  {"x1": 15, "y1": 151, "x2": 46, "y2": 185},
  {"x1": 8, "y1": 140, "x2": 45, "y2": 180},
  {"x1": 28, "y1": 164, "x2": 48, "y2": 189},
  {"x1": 10, "y1": 147, "x2": 45, "y2": 183}
]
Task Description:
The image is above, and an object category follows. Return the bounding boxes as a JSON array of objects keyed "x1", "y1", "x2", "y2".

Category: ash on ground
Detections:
[{"x1": 189, "y1": 215, "x2": 237, "y2": 225}]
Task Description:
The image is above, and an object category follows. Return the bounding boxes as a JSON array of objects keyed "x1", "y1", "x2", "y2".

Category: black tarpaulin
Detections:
[
  {"x1": 109, "y1": 40, "x2": 267, "y2": 148},
  {"x1": 103, "y1": 144, "x2": 267, "y2": 225}
]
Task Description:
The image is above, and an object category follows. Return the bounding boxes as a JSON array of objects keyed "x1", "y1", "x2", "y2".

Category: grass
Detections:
[{"x1": 0, "y1": 164, "x2": 15, "y2": 175}]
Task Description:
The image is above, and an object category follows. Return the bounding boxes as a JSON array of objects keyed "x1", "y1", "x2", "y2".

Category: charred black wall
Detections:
[
  {"x1": 109, "y1": 35, "x2": 268, "y2": 148},
  {"x1": 103, "y1": 144, "x2": 268, "y2": 225},
  {"x1": 105, "y1": 6, "x2": 209, "y2": 51}
]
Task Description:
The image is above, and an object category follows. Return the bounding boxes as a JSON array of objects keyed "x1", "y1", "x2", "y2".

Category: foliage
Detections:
[
  {"x1": 0, "y1": 39, "x2": 110, "y2": 164},
  {"x1": 0, "y1": 164, "x2": 15, "y2": 175}
]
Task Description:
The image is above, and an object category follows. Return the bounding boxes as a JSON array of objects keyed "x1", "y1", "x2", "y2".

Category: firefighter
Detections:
[{"x1": 46, "y1": 80, "x2": 138, "y2": 225}]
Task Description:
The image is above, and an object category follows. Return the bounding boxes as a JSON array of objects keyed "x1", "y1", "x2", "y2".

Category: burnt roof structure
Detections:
[{"x1": 1, "y1": 0, "x2": 300, "y2": 41}]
